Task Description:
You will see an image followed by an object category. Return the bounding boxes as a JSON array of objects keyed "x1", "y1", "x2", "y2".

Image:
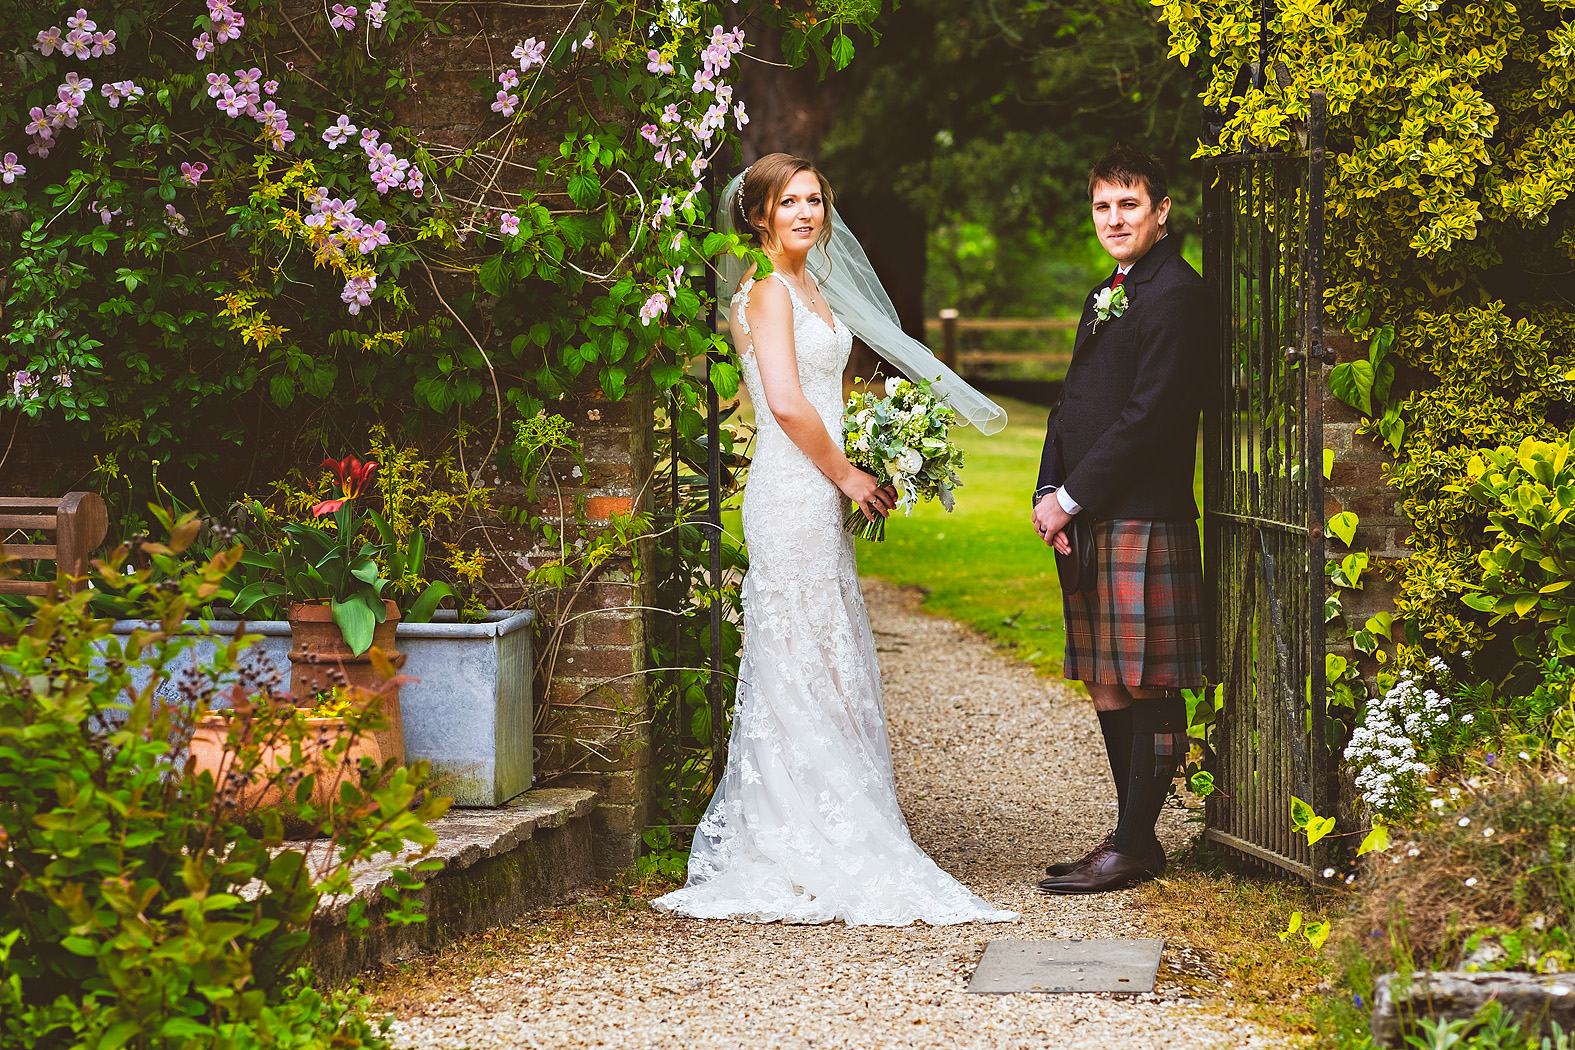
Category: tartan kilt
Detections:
[{"x1": 1062, "y1": 519, "x2": 1206, "y2": 690}]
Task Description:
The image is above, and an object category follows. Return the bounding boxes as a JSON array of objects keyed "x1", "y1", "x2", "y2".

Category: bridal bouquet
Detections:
[{"x1": 842, "y1": 377, "x2": 965, "y2": 541}]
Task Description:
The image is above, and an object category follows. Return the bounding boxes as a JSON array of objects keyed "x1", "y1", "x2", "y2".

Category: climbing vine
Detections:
[{"x1": 0, "y1": 0, "x2": 880, "y2": 513}]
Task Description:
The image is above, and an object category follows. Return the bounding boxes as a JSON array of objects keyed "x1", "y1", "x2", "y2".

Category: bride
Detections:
[{"x1": 652, "y1": 154, "x2": 1016, "y2": 926}]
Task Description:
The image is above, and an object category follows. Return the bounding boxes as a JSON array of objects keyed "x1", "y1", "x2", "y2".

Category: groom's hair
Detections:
[{"x1": 1088, "y1": 146, "x2": 1168, "y2": 207}]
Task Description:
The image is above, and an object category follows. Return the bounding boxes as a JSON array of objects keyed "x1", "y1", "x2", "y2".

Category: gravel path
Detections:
[{"x1": 391, "y1": 580, "x2": 1286, "y2": 1049}]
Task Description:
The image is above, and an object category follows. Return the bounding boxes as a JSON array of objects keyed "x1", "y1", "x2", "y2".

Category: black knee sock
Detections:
[
  {"x1": 1111, "y1": 693, "x2": 1188, "y2": 855},
  {"x1": 1096, "y1": 707, "x2": 1134, "y2": 820}
]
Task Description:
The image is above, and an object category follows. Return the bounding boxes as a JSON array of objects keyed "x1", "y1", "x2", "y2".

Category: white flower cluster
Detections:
[{"x1": 1344, "y1": 657, "x2": 1454, "y2": 813}]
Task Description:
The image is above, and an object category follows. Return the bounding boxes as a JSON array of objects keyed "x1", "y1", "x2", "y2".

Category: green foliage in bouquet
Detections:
[
  {"x1": 842, "y1": 377, "x2": 966, "y2": 541},
  {"x1": 0, "y1": 513, "x2": 448, "y2": 1050},
  {"x1": 1151, "y1": 0, "x2": 1575, "y2": 676}
]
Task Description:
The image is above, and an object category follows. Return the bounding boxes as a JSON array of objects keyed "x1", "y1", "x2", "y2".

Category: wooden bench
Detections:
[{"x1": 0, "y1": 493, "x2": 110, "y2": 596}]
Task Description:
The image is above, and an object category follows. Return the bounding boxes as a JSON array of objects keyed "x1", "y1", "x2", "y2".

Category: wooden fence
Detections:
[{"x1": 925, "y1": 312, "x2": 1076, "y2": 378}]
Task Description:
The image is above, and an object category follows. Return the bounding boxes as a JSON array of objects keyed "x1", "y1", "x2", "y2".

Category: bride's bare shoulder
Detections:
[{"x1": 741, "y1": 269, "x2": 791, "y2": 317}]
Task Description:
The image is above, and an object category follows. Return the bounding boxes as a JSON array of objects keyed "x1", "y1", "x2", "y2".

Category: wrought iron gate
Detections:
[{"x1": 1201, "y1": 92, "x2": 1329, "y2": 879}]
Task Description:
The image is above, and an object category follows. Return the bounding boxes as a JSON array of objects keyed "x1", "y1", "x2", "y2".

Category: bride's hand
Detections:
[{"x1": 840, "y1": 471, "x2": 896, "y2": 521}]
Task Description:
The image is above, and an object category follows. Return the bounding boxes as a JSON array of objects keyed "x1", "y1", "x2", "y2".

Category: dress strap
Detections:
[
  {"x1": 770, "y1": 269, "x2": 804, "y2": 312},
  {"x1": 731, "y1": 277, "x2": 756, "y2": 337}
]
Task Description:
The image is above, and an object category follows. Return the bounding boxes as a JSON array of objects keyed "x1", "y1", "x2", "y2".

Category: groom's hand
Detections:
[{"x1": 1031, "y1": 495, "x2": 1074, "y2": 556}]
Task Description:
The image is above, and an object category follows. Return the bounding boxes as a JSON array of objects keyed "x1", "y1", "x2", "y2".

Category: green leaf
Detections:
[
  {"x1": 1277, "y1": 911, "x2": 1303, "y2": 941},
  {"x1": 1325, "y1": 652, "x2": 1349, "y2": 681},
  {"x1": 478, "y1": 254, "x2": 510, "y2": 297},
  {"x1": 830, "y1": 33, "x2": 856, "y2": 69},
  {"x1": 406, "y1": 582, "x2": 456, "y2": 623},
  {"x1": 599, "y1": 365, "x2": 626, "y2": 400},
  {"x1": 1327, "y1": 511, "x2": 1359, "y2": 547},
  {"x1": 331, "y1": 597, "x2": 377, "y2": 656},
  {"x1": 1290, "y1": 795, "x2": 1314, "y2": 829},
  {"x1": 1323, "y1": 448, "x2": 1335, "y2": 480},
  {"x1": 1329, "y1": 359, "x2": 1375, "y2": 415},
  {"x1": 710, "y1": 360, "x2": 740, "y2": 401},
  {"x1": 1364, "y1": 612, "x2": 1395, "y2": 640},
  {"x1": 567, "y1": 173, "x2": 601, "y2": 208},
  {"x1": 1358, "y1": 820, "x2": 1391, "y2": 856},
  {"x1": 1306, "y1": 815, "x2": 1336, "y2": 846}
]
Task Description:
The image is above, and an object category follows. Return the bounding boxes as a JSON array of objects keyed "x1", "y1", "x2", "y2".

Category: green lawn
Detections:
[{"x1": 854, "y1": 396, "x2": 1069, "y2": 675}]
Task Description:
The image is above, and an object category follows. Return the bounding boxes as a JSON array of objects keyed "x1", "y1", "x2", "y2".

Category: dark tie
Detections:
[{"x1": 1110, "y1": 271, "x2": 1127, "y2": 289}]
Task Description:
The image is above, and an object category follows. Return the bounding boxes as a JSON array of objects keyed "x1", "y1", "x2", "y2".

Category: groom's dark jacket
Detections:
[{"x1": 1035, "y1": 234, "x2": 1210, "y2": 522}]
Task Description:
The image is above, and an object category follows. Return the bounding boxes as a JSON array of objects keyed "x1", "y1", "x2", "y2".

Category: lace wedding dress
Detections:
[{"x1": 652, "y1": 272, "x2": 1018, "y2": 926}]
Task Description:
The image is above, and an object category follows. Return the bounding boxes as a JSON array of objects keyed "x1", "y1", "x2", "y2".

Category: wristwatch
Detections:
[{"x1": 1032, "y1": 484, "x2": 1058, "y2": 508}]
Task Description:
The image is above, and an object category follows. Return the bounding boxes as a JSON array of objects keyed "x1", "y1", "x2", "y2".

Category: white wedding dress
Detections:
[{"x1": 652, "y1": 272, "x2": 1018, "y2": 926}]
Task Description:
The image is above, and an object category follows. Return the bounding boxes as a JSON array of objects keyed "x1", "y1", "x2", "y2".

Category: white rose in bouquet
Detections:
[
  {"x1": 884, "y1": 377, "x2": 906, "y2": 397},
  {"x1": 897, "y1": 448, "x2": 924, "y2": 474}
]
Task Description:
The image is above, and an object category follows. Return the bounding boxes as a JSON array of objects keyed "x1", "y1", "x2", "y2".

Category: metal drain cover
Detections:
[{"x1": 967, "y1": 938, "x2": 1164, "y2": 994}]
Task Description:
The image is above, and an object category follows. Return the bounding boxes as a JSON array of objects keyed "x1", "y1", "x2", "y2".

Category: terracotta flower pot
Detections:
[
  {"x1": 189, "y1": 713, "x2": 383, "y2": 813},
  {"x1": 287, "y1": 600, "x2": 405, "y2": 765}
]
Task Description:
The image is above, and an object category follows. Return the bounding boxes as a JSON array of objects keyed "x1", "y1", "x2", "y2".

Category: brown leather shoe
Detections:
[
  {"x1": 1034, "y1": 843, "x2": 1160, "y2": 895},
  {"x1": 1044, "y1": 832, "x2": 1116, "y2": 877},
  {"x1": 1043, "y1": 835, "x2": 1165, "y2": 878}
]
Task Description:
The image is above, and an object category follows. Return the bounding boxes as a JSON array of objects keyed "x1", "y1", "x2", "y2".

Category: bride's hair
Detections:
[{"x1": 736, "y1": 153, "x2": 835, "y2": 253}]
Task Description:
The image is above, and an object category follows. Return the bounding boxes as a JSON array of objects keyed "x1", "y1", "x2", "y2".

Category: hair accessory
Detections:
[
  {"x1": 712, "y1": 169, "x2": 1007, "y2": 436},
  {"x1": 736, "y1": 164, "x2": 754, "y2": 219}
]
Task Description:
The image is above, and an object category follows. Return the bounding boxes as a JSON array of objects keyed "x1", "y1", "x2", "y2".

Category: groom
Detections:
[{"x1": 1029, "y1": 145, "x2": 1209, "y2": 894}]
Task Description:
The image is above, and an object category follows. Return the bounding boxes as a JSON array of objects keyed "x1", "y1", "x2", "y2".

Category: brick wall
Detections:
[
  {"x1": 1321, "y1": 330, "x2": 1409, "y2": 683},
  {"x1": 479, "y1": 388, "x2": 656, "y2": 874}
]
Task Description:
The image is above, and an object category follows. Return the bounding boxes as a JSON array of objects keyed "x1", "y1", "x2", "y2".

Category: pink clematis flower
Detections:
[
  {"x1": 180, "y1": 162, "x2": 208, "y2": 187},
  {"x1": 339, "y1": 273, "x2": 377, "y2": 316},
  {"x1": 34, "y1": 26, "x2": 63, "y2": 56},
  {"x1": 0, "y1": 153, "x2": 25, "y2": 185},
  {"x1": 512, "y1": 37, "x2": 546, "y2": 71},
  {"x1": 500, "y1": 213, "x2": 521, "y2": 236},
  {"x1": 322, "y1": 114, "x2": 358, "y2": 149},
  {"x1": 193, "y1": 32, "x2": 215, "y2": 59},
  {"x1": 639, "y1": 292, "x2": 669, "y2": 326},
  {"x1": 60, "y1": 28, "x2": 92, "y2": 59},
  {"x1": 213, "y1": 11, "x2": 244, "y2": 43},
  {"x1": 330, "y1": 4, "x2": 357, "y2": 31},
  {"x1": 492, "y1": 90, "x2": 519, "y2": 118},
  {"x1": 216, "y1": 87, "x2": 247, "y2": 118}
]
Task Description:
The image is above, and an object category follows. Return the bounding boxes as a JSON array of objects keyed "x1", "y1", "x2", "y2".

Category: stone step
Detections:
[
  {"x1": 308, "y1": 788, "x2": 600, "y2": 981},
  {"x1": 1372, "y1": 970, "x2": 1575, "y2": 1046}
]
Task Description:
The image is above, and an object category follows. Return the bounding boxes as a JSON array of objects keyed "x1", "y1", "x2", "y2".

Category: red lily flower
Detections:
[{"x1": 312, "y1": 455, "x2": 379, "y2": 517}]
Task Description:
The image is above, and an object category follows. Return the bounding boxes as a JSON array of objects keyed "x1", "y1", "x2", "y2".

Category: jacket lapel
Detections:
[
  {"x1": 1069, "y1": 237, "x2": 1180, "y2": 363},
  {"x1": 1070, "y1": 269, "x2": 1120, "y2": 359}
]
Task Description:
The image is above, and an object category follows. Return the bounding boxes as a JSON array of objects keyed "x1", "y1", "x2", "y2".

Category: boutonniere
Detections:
[{"x1": 1089, "y1": 284, "x2": 1130, "y2": 334}]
